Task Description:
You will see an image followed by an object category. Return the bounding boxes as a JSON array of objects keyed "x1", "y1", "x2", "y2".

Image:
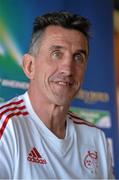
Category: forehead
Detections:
[{"x1": 41, "y1": 25, "x2": 88, "y2": 49}]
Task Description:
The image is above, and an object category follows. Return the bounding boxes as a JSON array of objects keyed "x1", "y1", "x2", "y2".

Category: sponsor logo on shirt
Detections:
[{"x1": 27, "y1": 147, "x2": 47, "y2": 164}]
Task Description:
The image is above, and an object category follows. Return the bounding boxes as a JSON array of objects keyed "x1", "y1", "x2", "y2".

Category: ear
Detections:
[{"x1": 22, "y1": 54, "x2": 35, "y2": 80}]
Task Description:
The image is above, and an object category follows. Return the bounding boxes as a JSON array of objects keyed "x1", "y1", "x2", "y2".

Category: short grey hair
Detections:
[{"x1": 28, "y1": 11, "x2": 91, "y2": 56}]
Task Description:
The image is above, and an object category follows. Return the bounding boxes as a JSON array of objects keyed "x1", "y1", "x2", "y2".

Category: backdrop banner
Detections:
[{"x1": 0, "y1": 0, "x2": 119, "y2": 178}]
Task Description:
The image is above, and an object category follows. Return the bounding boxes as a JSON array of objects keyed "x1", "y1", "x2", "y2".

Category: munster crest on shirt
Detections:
[{"x1": 83, "y1": 150, "x2": 99, "y2": 174}]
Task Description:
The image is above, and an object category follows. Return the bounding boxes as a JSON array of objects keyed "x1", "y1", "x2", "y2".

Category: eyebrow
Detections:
[
  {"x1": 49, "y1": 45, "x2": 66, "y2": 51},
  {"x1": 75, "y1": 49, "x2": 87, "y2": 58}
]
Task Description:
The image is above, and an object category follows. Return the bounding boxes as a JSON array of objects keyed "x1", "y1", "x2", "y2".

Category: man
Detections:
[{"x1": 0, "y1": 11, "x2": 114, "y2": 179}]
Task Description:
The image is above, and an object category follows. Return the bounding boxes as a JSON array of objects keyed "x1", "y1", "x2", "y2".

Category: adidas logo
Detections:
[{"x1": 27, "y1": 147, "x2": 47, "y2": 164}]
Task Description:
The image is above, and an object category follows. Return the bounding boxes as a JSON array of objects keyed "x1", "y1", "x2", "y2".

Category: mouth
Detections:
[{"x1": 56, "y1": 81, "x2": 73, "y2": 86}]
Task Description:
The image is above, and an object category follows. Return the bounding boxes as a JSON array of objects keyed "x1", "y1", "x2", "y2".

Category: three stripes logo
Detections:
[
  {"x1": 0, "y1": 99, "x2": 29, "y2": 139},
  {"x1": 27, "y1": 147, "x2": 47, "y2": 164}
]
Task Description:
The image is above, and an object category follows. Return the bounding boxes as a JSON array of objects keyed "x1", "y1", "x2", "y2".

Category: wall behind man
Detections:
[{"x1": 0, "y1": 0, "x2": 118, "y2": 178}]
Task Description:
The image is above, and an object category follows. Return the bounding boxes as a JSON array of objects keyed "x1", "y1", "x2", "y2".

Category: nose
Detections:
[{"x1": 59, "y1": 56, "x2": 74, "y2": 76}]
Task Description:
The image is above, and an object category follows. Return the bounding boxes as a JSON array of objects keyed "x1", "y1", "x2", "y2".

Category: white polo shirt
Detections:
[{"x1": 0, "y1": 92, "x2": 114, "y2": 179}]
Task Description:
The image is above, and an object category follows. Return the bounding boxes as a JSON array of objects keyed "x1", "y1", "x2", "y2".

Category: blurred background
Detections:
[
  {"x1": 0, "y1": 0, "x2": 119, "y2": 178},
  {"x1": 114, "y1": 0, "x2": 119, "y2": 119}
]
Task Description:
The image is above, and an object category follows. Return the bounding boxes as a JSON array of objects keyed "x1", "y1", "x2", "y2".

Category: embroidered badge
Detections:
[{"x1": 83, "y1": 150, "x2": 98, "y2": 174}]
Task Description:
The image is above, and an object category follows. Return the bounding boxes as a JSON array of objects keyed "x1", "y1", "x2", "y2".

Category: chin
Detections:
[{"x1": 53, "y1": 97, "x2": 72, "y2": 106}]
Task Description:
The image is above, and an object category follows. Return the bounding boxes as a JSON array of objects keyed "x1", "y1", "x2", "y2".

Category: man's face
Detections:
[{"x1": 30, "y1": 25, "x2": 88, "y2": 106}]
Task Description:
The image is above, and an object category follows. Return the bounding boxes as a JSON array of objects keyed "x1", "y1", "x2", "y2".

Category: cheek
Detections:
[
  {"x1": 75, "y1": 68, "x2": 85, "y2": 81},
  {"x1": 33, "y1": 62, "x2": 45, "y2": 83},
  {"x1": 73, "y1": 71, "x2": 85, "y2": 89},
  {"x1": 34, "y1": 64, "x2": 56, "y2": 86}
]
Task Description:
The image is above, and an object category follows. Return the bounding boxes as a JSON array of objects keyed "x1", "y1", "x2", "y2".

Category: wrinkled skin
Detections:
[{"x1": 23, "y1": 25, "x2": 88, "y2": 138}]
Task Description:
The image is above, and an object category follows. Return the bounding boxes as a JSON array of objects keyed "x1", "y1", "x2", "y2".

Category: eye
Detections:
[
  {"x1": 74, "y1": 53, "x2": 86, "y2": 64},
  {"x1": 52, "y1": 50, "x2": 62, "y2": 60}
]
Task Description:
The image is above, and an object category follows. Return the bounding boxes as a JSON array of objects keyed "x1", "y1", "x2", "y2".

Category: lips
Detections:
[
  {"x1": 56, "y1": 81, "x2": 73, "y2": 86},
  {"x1": 49, "y1": 74, "x2": 74, "y2": 86}
]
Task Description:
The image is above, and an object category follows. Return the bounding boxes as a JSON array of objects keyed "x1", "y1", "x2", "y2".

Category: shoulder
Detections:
[
  {"x1": 68, "y1": 111, "x2": 98, "y2": 128},
  {"x1": 0, "y1": 94, "x2": 29, "y2": 140},
  {"x1": 68, "y1": 111, "x2": 107, "y2": 145}
]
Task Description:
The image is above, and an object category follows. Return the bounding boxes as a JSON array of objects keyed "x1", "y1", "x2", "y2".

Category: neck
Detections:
[{"x1": 28, "y1": 90, "x2": 69, "y2": 139}]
